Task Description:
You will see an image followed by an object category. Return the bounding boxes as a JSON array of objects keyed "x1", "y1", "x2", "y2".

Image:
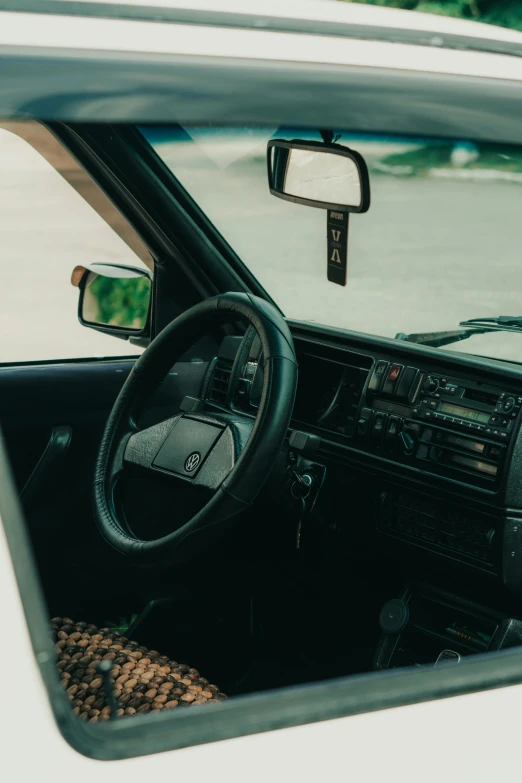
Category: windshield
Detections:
[{"x1": 140, "y1": 125, "x2": 522, "y2": 364}]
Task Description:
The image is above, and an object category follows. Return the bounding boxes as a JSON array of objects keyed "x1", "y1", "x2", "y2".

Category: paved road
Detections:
[
  {"x1": 3, "y1": 131, "x2": 522, "y2": 365},
  {"x1": 0, "y1": 129, "x2": 145, "y2": 362},
  {"x1": 170, "y1": 148, "x2": 522, "y2": 365}
]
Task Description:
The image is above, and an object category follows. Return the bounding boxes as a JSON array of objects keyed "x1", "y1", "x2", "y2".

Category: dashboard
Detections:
[{"x1": 204, "y1": 322, "x2": 522, "y2": 593}]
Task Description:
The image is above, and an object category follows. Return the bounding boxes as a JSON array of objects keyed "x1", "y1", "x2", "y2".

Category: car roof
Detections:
[
  {"x1": 16, "y1": 0, "x2": 522, "y2": 48},
  {"x1": 4, "y1": 0, "x2": 522, "y2": 134}
]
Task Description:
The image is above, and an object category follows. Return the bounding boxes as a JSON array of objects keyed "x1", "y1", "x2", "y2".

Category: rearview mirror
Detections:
[
  {"x1": 267, "y1": 139, "x2": 370, "y2": 212},
  {"x1": 72, "y1": 263, "x2": 153, "y2": 339}
]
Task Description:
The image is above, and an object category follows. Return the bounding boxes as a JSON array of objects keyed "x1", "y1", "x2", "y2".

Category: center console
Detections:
[
  {"x1": 228, "y1": 335, "x2": 522, "y2": 493},
  {"x1": 214, "y1": 329, "x2": 522, "y2": 589},
  {"x1": 358, "y1": 362, "x2": 522, "y2": 489},
  {"x1": 375, "y1": 585, "x2": 522, "y2": 670}
]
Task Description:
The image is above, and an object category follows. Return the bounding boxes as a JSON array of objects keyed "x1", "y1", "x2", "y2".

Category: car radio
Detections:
[
  {"x1": 358, "y1": 361, "x2": 522, "y2": 485},
  {"x1": 412, "y1": 376, "x2": 520, "y2": 441}
]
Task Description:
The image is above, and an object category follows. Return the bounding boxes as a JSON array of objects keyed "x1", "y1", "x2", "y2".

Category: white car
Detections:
[{"x1": 3, "y1": 1, "x2": 522, "y2": 780}]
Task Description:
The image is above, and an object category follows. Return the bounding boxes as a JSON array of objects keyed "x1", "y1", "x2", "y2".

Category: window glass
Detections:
[
  {"x1": 142, "y1": 125, "x2": 522, "y2": 365},
  {"x1": 0, "y1": 124, "x2": 151, "y2": 362}
]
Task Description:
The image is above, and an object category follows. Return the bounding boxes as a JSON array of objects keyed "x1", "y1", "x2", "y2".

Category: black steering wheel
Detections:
[{"x1": 93, "y1": 292, "x2": 298, "y2": 563}]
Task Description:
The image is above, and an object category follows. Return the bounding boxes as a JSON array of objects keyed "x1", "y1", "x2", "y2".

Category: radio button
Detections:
[
  {"x1": 503, "y1": 396, "x2": 516, "y2": 413},
  {"x1": 428, "y1": 400, "x2": 437, "y2": 409},
  {"x1": 489, "y1": 417, "x2": 508, "y2": 428},
  {"x1": 385, "y1": 415, "x2": 401, "y2": 445},
  {"x1": 383, "y1": 365, "x2": 403, "y2": 395},
  {"x1": 371, "y1": 412, "x2": 388, "y2": 443},
  {"x1": 396, "y1": 366, "x2": 419, "y2": 401},
  {"x1": 368, "y1": 361, "x2": 389, "y2": 392},
  {"x1": 357, "y1": 407, "x2": 374, "y2": 437}
]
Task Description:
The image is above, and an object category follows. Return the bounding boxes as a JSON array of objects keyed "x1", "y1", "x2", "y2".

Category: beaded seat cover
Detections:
[{"x1": 51, "y1": 617, "x2": 227, "y2": 722}]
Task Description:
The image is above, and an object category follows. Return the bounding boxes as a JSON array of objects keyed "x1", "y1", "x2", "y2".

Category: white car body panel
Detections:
[
  {"x1": 3, "y1": 10, "x2": 522, "y2": 82},
  {"x1": 62, "y1": 0, "x2": 522, "y2": 44},
  {"x1": 2, "y1": 1, "x2": 522, "y2": 778},
  {"x1": 2, "y1": 515, "x2": 522, "y2": 780}
]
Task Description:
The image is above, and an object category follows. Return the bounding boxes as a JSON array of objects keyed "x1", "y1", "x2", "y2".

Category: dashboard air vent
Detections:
[{"x1": 208, "y1": 362, "x2": 232, "y2": 404}]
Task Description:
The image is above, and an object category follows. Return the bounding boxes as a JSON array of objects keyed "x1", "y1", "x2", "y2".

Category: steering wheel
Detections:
[{"x1": 93, "y1": 292, "x2": 298, "y2": 563}]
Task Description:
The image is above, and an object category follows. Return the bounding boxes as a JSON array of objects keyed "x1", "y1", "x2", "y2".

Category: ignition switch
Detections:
[
  {"x1": 286, "y1": 430, "x2": 326, "y2": 549},
  {"x1": 291, "y1": 470, "x2": 314, "y2": 500}
]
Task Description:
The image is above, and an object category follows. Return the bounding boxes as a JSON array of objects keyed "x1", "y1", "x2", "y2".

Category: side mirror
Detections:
[
  {"x1": 71, "y1": 263, "x2": 153, "y2": 341},
  {"x1": 267, "y1": 139, "x2": 370, "y2": 213}
]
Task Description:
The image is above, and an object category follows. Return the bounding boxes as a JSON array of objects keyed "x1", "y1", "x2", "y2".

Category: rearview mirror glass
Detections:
[
  {"x1": 267, "y1": 139, "x2": 370, "y2": 212},
  {"x1": 78, "y1": 264, "x2": 152, "y2": 333}
]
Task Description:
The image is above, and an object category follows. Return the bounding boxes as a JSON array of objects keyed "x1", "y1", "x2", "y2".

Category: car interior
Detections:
[{"x1": 5, "y1": 118, "x2": 522, "y2": 726}]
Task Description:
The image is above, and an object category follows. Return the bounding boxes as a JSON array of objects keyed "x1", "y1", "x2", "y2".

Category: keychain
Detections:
[{"x1": 290, "y1": 470, "x2": 313, "y2": 549}]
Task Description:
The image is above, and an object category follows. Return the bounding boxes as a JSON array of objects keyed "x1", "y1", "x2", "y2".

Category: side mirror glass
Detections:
[
  {"x1": 267, "y1": 139, "x2": 370, "y2": 213},
  {"x1": 72, "y1": 263, "x2": 152, "y2": 338}
]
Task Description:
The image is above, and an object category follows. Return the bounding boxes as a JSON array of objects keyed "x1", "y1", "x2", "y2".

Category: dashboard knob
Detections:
[
  {"x1": 503, "y1": 396, "x2": 516, "y2": 413},
  {"x1": 424, "y1": 377, "x2": 439, "y2": 394},
  {"x1": 379, "y1": 599, "x2": 409, "y2": 634}
]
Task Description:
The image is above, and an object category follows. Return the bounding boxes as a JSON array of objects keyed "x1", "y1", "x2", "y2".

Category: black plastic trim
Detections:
[
  {"x1": 127, "y1": 126, "x2": 278, "y2": 308},
  {"x1": 2, "y1": 52, "x2": 522, "y2": 148},
  {"x1": 289, "y1": 321, "x2": 522, "y2": 381},
  {"x1": 78, "y1": 262, "x2": 153, "y2": 339},
  {"x1": 267, "y1": 138, "x2": 371, "y2": 213},
  {"x1": 20, "y1": 425, "x2": 72, "y2": 507}
]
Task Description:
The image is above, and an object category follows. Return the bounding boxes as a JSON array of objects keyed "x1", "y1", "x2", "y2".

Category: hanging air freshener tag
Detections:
[{"x1": 327, "y1": 210, "x2": 349, "y2": 286}]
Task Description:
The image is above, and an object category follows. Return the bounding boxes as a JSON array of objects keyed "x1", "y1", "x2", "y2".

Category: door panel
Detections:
[
  {"x1": 0, "y1": 356, "x2": 209, "y2": 621},
  {"x1": 1, "y1": 357, "x2": 209, "y2": 486}
]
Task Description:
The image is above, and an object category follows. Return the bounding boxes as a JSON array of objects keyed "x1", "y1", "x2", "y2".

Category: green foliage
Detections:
[
  {"x1": 381, "y1": 144, "x2": 452, "y2": 170},
  {"x1": 377, "y1": 141, "x2": 522, "y2": 177},
  {"x1": 88, "y1": 274, "x2": 151, "y2": 330},
  {"x1": 348, "y1": 0, "x2": 522, "y2": 31}
]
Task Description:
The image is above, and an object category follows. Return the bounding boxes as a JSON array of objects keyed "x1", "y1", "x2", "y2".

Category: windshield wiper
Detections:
[
  {"x1": 460, "y1": 315, "x2": 522, "y2": 328},
  {"x1": 396, "y1": 315, "x2": 522, "y2": 348}
]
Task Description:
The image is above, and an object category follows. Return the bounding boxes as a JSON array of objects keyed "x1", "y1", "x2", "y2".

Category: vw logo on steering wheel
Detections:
[{"x1": 185, "y1": 452, "x2": 201, "y2": 472}]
